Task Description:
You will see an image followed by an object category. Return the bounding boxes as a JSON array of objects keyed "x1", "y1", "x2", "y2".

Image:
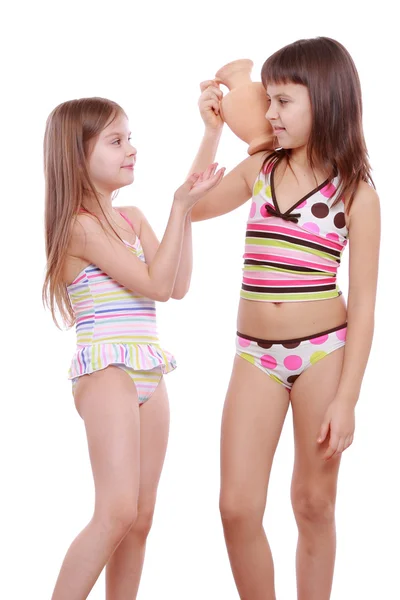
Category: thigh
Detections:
[
  {"x1": 74, "y1": 366, "x2": 141, "y2": 512},
  {"x1": 137, "y1": 377, "x2": 170, "y2": 510},
  {"x1": 290, "y1": 348, "x2": 345, "y2": 494},
  {"x1": 221, "y1": 355, "x2": 290, "y2": 509}
]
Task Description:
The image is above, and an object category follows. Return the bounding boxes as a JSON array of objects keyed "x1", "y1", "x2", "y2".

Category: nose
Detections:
[
  {"x1": 128, "y1": 143, "x2": 137, "y2": 157},
  {"x1": 265, "y1": 103, "x2": 278, "y2": 121}
]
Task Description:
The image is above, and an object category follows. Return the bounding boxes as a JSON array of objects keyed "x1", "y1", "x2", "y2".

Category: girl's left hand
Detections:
[{"x1": 317, "y1": 400, "x2": 355, "y2": 461}]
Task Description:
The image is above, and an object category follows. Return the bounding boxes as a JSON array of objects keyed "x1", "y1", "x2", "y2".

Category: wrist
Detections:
[
  {"x1": 334, "y1": 392, "x2": 359, "y2": 409},
  {"x1": 171, "y1": 198, "x2": 190, "y2": 218},
  {"x1": 204, "y1": 125, "x2": 223, "y2": 139}
]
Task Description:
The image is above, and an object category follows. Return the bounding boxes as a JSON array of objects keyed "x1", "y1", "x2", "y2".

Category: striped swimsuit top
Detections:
[
  {"x1": 66, "y1": 210, "x2": 175, "y2": 379},
  {"x1": 241, "y1": 158, "x2": 348, "y2": 303}
]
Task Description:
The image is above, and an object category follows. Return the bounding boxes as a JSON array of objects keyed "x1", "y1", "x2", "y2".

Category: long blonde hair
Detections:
[{"x1": 42, "y1": 97, "x2": 126, "y2": 328}]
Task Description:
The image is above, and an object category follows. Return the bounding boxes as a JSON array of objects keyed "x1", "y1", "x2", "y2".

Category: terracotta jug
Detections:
[{"x1": 215, "y1": 59, "x2": 274, "y2": 155}]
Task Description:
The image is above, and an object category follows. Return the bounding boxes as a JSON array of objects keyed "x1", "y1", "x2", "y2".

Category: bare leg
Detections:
[
  {"x1": 106, "y1": 378, "x2": 170, "y2": 599},
  {"x1": 220, "y1": 355, "x2": 290, "y2": 600},
  {"x1": 51, "y1": 367, "x2": 140, "y2": 600},
  {"x1": 290, "y1": 348, "x2": 345, "y2": 600}
]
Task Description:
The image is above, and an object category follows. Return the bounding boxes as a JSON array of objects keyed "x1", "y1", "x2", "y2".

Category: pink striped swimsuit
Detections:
[{"x1": 67, "y1": 210, "x2": 176, "y2": 404}]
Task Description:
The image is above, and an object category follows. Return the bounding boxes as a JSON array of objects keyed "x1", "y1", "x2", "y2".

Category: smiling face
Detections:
[
  {"x1": 265, "y1": 82, "x2": 313, "y2": 151},
  {"x1": 88, "y1": 113, "x2": 137, "y2": 195}
]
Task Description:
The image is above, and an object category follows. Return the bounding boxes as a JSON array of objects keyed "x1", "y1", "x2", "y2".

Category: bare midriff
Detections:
[{"x1": 237, "y1": 294, "x2": 347, "y2": 340}]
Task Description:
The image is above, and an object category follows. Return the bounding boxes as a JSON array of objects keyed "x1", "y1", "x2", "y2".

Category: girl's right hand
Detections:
[
  {"x1": 174, "y1": 163, "x2": 225, "y2": 211},
  {"x1": 198, "y1": 80, "x2": 224, "y2": 131}
]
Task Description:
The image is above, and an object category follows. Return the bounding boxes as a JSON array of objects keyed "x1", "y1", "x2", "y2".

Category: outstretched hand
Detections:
[{"x1": 174, "y1": 163, "x2": 225, "y2": 210}]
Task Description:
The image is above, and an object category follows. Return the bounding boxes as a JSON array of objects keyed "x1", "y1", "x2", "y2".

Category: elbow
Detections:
[
  {"x1": 171, "y1": 281, "x2": 191, "y2": 300},
  {"x1": 150, "y1": 281, "x2": 190, "y2": 302},
  {"x1": 171, "y1": 288, "x2": 189, "y2": 300},
  {"x1": 154, "y1": 289, "x2": 171, "y2": 302}
]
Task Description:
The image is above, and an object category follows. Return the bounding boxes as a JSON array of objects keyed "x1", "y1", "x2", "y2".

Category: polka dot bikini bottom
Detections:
[{"x1": 236, "y1": 323, "x2": 347, "y2": 390}]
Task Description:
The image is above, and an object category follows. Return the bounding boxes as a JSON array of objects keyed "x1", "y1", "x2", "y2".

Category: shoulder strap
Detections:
[{"x1": 118, "y1": 210, "x2": 135, "y2": 231}]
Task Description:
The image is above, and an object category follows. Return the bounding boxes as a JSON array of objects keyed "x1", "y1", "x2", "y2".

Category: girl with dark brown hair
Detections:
[{"x1": 191, "y1": 37, "x2": 380, "y2": 599}]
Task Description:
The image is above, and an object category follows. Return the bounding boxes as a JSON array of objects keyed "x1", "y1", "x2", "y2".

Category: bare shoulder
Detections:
[
  {"x1": 354, "y1": 181, "x2": 379, "y2": 205},
  {"x1": 71, "y1": 213, "x2": 103, "y2": 240},
  {"x1": 117, "y1": 205, "x2": 145, "y2": 236},
  {"x1": 69, "y1": 212, "x2": 103, "y2": 251},
  {"x1": 242, "y1": 151, "x2": 273, "y2": 187},
  {"x1": 348, "y1": 181, "x2": 380, "y2": 226}
]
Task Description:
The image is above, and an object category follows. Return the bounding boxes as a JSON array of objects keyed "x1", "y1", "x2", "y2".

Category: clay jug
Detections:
[{"x1": 215, "y1": 59, "x2": 274, "y2": 155}]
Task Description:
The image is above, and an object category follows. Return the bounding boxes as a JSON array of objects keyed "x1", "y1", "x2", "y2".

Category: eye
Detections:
[
  {"x1": 279, "y1": 99, "x2": 288, "y2": 105},
  {"x1": 112, "y1": 139, "x2": 121, "y2": 145}
]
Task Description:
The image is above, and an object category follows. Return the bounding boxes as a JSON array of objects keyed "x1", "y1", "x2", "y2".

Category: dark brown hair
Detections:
[
  {"x1": 261, "y1": 37, "x2": 374, "y2": 208},
  {"x1": 43, "y1": 97, "x2": 126, "y2": 327}
]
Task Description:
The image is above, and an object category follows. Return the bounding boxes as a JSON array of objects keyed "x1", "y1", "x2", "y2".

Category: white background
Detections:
[{"x1": 1, "y1": 1, "x2": 398, "y2": 598}]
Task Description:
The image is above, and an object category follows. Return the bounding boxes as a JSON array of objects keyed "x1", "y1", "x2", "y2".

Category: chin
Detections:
[{"x1": 120, "y1": 174, "x2": 134, "y2": 187}]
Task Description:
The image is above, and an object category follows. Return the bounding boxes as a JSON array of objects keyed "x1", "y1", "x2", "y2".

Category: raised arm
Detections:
[
  {"x1": 122, "y1": 206, "x2": 195, "y2": 300},
  {"x1": 69, "y1": 166, "x2": 224, "y2": 302},
  {"x1": 190, "y1": 79, "x2": 270, "y2": 222}
]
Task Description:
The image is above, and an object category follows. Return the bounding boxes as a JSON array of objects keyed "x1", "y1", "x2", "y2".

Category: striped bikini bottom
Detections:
[
  {"x1": 236, "y1": 323, "x2": 347, "y2": 390},
  {"x1": 69, "y1": 342, "x2": 177, "y2": 405},
  {"x1": 71, "y1": 365, "x2": 164, "y2": 405}
]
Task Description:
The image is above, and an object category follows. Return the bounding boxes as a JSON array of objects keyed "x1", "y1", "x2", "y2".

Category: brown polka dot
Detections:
[
  {"x1": 287, "y1": 374, "x2": 300, "y2": 384},
  {"x1": 282, "y1": 341, "x2": 301, "y2": 349},
  {"x1": 334, "y1": 212, "x2": 346, "y2": 229},
  {"x1": 257, "y1": 341, "x2": 273, "y2": 349},
  {"x1": 311, "y1": 202, "x2": 330, "y2": 218}
]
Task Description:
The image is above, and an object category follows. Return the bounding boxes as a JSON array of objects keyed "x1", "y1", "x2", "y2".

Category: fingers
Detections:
[
  {"x1": 323, "y1": 433, "x2": 354, "y2": 461},
  {"x1": 330, "y1": 437, "x2": 345, "y2": 461},
  {"x1": 201, "y1": 98, "x2": 221, "y2": 116},
  {"x1": 200, "y1": 79, "x2": 221, "y2": 93},
  {"x1": 200, "y1": 162, "x2": 218, "y2": 181},
  {"x1": 199, "y1": 83, "x2": 223, "y2": 114},
  {"x1": 199, "y1": 88, "x2": 223, "y2": 117},
  {"x1": 343, "y1": 435, "x2": 351, "y2": 451},
  {"x1": 195, "y1": 162, "x2": 217, "y2": 183},
  {"x1": 185, "y1": 173, "x2": 200, "y2": 186},
  {"x1": 208, "y1": 167, "x2": 225, "y2": 187},
  {"x1": 187, "y1": 162, "x2": 225, "y2": 190},
  {"x1": 318, "y1": 421, "x2": 329, "y2": 444},
  {"x1": 323, "y1": 432, "x2": 340, "y2": 461},
  {"x1": 343, "y1": 434, "x2": 354, "y2": 452},
  {"x1": 197, "y1": 166, "x2": 225, "y2": 188},
  {"x1": 191, "y1": 166, "x2": 225, "y2": 194}
]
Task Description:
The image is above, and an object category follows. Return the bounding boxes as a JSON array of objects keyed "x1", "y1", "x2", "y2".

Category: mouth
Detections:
[
  {"x1": 121, "y1": 164, "x2": 135, "y2": 170},
  {"x1": 273, "y1": 127, "x2": 286, "y2": 134}
]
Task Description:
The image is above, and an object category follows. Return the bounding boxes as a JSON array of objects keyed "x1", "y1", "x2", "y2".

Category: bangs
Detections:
[{"x1": 261, "y1": 43, "x2": 310, "y2": 88}]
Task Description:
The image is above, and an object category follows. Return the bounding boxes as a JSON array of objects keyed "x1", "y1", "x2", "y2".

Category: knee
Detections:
[
  {"x1": 292, "y1": 487, "x2": 335, "y2": 528},
  {"x1": 96, "y1": 499, "x2": 138, "y2": 540},
  {"x1": 131, "y1": 505, "x2": 155, "y2": 540},
  {"x1": 219, "y1": 493, "x2": 264, "y2": 536}
]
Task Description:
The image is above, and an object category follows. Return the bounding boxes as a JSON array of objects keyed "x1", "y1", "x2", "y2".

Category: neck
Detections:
[
  {"x1": 82, "y1": 190, "x2": 114, "y2": 217},
  {"x1": 288, "y1": 147, "x2": 329, "y2": 180},
  {"x1": 288, "y1": 146, "x2": 309, "y2": 169}
]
